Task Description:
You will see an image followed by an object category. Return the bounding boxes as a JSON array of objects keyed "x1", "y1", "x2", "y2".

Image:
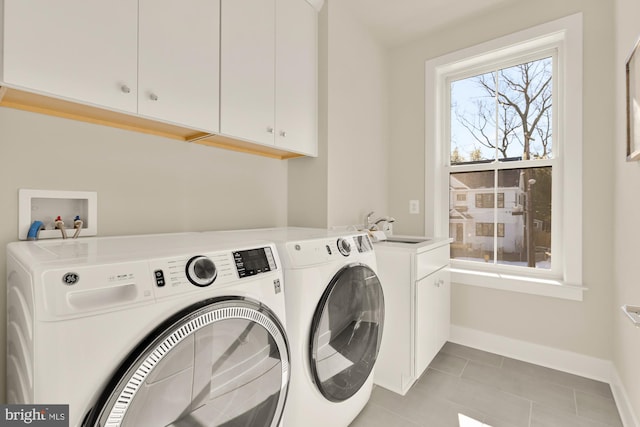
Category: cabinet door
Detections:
[
  {"x1": 433, "y1": 268, "x2": 451, "y2": 352},
  {"x1": 220, "y1": 0, "x2": 275, "y2": 145},
  {"x1": 415, "y1": 267, "x2": 450, "y2": 378},
  {"x1": 138, "y1": 0, "x2": 220, "y2": 132},
  {"x1": 3, "y1": 0, "x2": 138, "y2": 113},
  {"x1": 275, "y1": 0, "x2": 318, "y2": 156}
]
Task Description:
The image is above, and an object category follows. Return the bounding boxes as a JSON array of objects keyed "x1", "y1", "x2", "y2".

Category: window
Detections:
[
  {"x1": 452, "y1": 53, "x2": 553, "y2": 271},
  {"x1": 425, "y1": 14, "x2": 584, "y2": 300},
  {"x1": 475, "y1": 193, "x2": 505, "y2": 209},
  {"x1": 476, "y1": 223, "x2": 505, "y2": 237}
]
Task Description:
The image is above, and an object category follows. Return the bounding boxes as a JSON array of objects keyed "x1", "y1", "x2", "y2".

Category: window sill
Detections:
[{"x1": 450, "y1": 268, "x2": 587, "y2": 301}]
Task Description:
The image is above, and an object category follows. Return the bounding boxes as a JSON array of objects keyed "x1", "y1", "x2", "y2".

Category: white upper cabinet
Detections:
[
  {"x1": 2, "y1": 0, "x2": 220, "y2": 133},
  {"x1": 2, "y1": 0, "x2": 138, "y2": 113},
  {"x1": 1, "y1": 0, "x2": 317, "y2": 157},
  {"x1": 138, "y1": 0, "x2": 220, "y2": 132},
  {"x1": 275, "y1": 0, "x2": 318, "y2": 156},
  {"x1": 221, "y1": 0, "x2": 318, "y2": 156},
  {"x1": 220, "y1": 0, "x2": 276, "y2": 146}
]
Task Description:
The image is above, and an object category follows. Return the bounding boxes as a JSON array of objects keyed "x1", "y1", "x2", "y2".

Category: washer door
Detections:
[
  {"x1": 84, "y1": 297, "x2": 289, "y2": 427},
  {"x1": 309, "y1": 263, "x2": 385, "y2": 402}
]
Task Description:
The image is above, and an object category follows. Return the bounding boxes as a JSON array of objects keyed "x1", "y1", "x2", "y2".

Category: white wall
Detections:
[
  {"x1": 325, "y1": 1, "x2": 388, "y2": 228},
  {"x1": 389, "y1": 0, "x2": 615, "y2": 360},
  {"x1": 289, "y1": 0, "x2": 389, "y2": 228},
  {"x1": 0, "y1": 108, "x2": 288, "y2": 401},
  {"x1": 288, "y1": 3, "x2": 329, "y2": 228},
  {"x1": 614, "y1": 0, "x2": 640, "y2": 421}
]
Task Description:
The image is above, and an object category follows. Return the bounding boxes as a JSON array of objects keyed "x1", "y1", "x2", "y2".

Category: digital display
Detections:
[
  {"x1": 354, "y1": 234, "x2": 373, "y2": 253},
  {"x1": 233, "y1": 247, "x2": 277, "y2": 278}
]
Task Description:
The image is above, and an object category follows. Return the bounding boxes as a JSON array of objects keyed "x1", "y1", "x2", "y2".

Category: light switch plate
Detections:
[{"x1": 409, "y1": 199, "x2": 420, "y2": 214}]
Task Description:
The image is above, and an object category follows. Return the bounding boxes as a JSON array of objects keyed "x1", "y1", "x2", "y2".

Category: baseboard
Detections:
[
  {"x1": 610, "y1": 366, "x2": 640, "y2": 427},
  {"x1": 449, "y1": 325, "x2": 611, "y2": 382},
  {"x1": 449, "y1": 325, "x2": 639, "y2": 427}
]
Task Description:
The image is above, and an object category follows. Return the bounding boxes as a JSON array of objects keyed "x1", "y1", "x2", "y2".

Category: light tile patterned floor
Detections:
[{"x1": 350, "y1": 342, "x2": 623, "y2": 427}]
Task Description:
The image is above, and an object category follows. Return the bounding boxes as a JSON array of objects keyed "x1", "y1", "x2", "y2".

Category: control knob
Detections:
[
  {"x1": 337, "y1": 238, "x2": 352, "y2": 257},
  {"x1": 185, "y1": 256, "x2": 217, "y2": 287}
]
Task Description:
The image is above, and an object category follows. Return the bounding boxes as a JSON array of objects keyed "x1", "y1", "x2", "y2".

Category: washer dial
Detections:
[
  {"x1": 185, "y1": 256, "x2": 217, "y2": 287},
  {"x1": 337, "y1": 238, "x2": 352, "y2": 257}
]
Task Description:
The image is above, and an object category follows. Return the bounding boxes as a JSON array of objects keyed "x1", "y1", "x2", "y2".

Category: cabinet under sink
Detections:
[{"x1": 373, "y1": 237, "x2": 451, "y2": 395}]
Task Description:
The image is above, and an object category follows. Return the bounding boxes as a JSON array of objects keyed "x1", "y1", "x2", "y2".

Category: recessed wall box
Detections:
[{"x1": 18, "y1": 189, "x2": 97, "y2": 240}]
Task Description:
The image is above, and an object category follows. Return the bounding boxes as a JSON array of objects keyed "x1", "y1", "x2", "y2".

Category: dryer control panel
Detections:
[{"x1": 285, "y1": 233, "x2": 374, "y2": 268}]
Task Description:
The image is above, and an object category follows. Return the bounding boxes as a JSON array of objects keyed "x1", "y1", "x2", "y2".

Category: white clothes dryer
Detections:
[
  {"x1": 6, "y1": 233, "x2": 290, "y2": 427},
  {"x1": 216, "y1": 228, "x2": 385, "y2": 427}
]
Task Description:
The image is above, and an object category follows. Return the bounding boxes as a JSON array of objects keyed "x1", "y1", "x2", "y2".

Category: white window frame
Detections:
[{"x1": 425, "y1": 13, "x2": 585, "y2": 301}]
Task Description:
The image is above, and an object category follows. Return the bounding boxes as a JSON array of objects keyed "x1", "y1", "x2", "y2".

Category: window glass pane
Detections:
[
  {"x1": 497, "y1": 58, "x2": 553, "y2": 160},
  {"x1": 450, "y1": 57, "x2": 553, "y2": 165},
  {"x1": 450, "y1": 171, "x2": 495, "y2": 263},
  {"x1": 495, "y1": 167, "x2": 551, "y2": 269},
  {"x1": 450, "y1": 167, "x2": 551, "y2": 270},
  {"x1": 450, "y1": 71, "x2": 497, "y2": 164}
]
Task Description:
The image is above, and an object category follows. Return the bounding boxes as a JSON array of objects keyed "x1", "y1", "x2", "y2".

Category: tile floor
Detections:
[{"x1": 350, "y1": 342, "x2": 623, "y2": 427}]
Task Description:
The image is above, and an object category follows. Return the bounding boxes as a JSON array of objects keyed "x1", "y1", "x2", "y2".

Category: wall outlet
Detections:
[{"x1": 409, "y1": 199, "x2": 420, "y2": 214}]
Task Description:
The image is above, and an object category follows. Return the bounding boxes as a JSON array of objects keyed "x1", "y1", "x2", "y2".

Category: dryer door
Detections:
[
  {"x1": 309, "y1": 263, "x2": 385, "y2": 402},
  {"x1": 84, "y1": 297, "x2": 289, "y2": 427}
]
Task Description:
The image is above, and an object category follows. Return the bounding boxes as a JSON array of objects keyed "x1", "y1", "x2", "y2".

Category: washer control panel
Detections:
[
  {"x1": 233, "y1": 247, "x2": 277, "y2": 278},
  {"x1": 353, "y1": 234, "x2": 374, "y2": 253},
  {"x1": 149, "y1": 245, "x2": 278, "y2": 298},
  {"x1": 185, "y1": 256, "x2": 218, "y2": 287},
  {"x1": 337, "y1": 238, "x2": 352, "y2": 256}
]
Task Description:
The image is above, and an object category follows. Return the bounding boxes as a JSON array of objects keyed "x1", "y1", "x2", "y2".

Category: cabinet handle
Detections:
[
  {"x1": 280, "y1": 130, "x2": 287, "y2": 138},
  {"x1": 120, "y1": 85, "x2": 131, "y2": 94},
  {"x1": 149, "y1": 93, "x2": 159, "y2": 101},
  {"x1": 267, "y1": 126, "x2": 274, "y2": 134},
  {"x1": 435, "y1": 279, "x2": 444, "y2": 288}
]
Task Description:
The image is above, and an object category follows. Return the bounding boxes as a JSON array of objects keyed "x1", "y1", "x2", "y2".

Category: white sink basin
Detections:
[{"x1": 379, "y1": 236, "x2": 431, "y2": 244}]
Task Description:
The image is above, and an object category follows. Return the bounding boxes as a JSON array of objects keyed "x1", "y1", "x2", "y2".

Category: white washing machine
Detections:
[
  {"x1": 215, "y1": 228, "x2": 385, "y2": 427},
  {"x1": 6, "y1": 232, "x2": 290, "y2": 427}
]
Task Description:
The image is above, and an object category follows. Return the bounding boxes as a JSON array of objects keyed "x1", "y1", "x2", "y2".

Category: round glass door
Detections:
[
  {"x1": 309, "y1": 263, "x2": 385, "y2": 402},
  {"x1": 84, "y1": 298, "x2": 289, "y2": 427}
]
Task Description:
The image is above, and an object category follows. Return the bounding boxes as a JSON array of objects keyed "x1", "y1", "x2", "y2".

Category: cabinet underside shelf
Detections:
[{"x1": 0, "y1": 86, "x2": 304, "y2": 160}]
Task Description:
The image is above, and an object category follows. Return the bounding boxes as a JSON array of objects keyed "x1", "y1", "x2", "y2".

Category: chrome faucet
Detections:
[
  {"x1": 372, "y1": 216, "x2": 396, "y2": 231},
  {"x1": 364, "y1": 211, "x2": 396, "y2": 231},
  {"x1": 364, "y1": 211, "x2": 376, "y2": 230}
]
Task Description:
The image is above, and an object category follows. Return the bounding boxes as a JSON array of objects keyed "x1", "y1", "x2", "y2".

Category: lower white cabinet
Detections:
[
  {"x1": 416, "y1": 266, "x2": 450, "y2": 376},
  {"x1": 373, "y1": 238, "x2": 451, "y2": 395}
]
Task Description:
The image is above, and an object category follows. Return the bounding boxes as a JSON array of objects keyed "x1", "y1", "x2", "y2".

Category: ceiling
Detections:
[{"x1": 343, "y1": 0, "x2": 517, "y2": 47}]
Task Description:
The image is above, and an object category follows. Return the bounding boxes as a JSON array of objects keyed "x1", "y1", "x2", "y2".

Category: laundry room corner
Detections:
[{"x1": 288, "y1": 0, "x2": 390, "y2": 230}]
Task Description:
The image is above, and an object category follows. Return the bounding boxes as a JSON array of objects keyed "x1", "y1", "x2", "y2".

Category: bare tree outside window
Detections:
[{"x1": 449, "y1": 57, "x2": 553, "y2": 269}]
